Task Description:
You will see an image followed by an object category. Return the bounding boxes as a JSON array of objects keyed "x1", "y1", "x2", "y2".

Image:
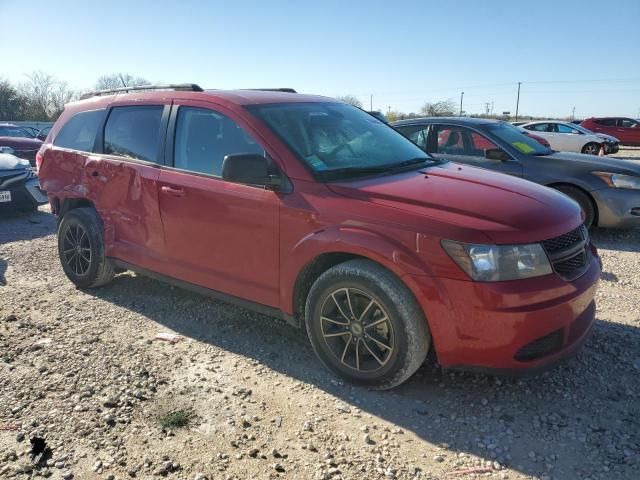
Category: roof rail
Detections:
[
  {"x1": 79, "y1": 83, "x2": 204, "y2": 100},
  {"x1": 245, "y1": 88, "x2": 297, "y2": 93}
]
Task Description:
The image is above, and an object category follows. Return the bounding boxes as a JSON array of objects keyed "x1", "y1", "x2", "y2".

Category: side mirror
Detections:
[
  {"x1": 485, "y1": 148, "x2": 510, "y2": 161},
  {"x1": 221, "y1": 153, "x2": 283, "y2": 190}
]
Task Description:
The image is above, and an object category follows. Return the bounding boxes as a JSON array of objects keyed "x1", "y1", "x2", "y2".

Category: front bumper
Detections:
[
  {"x1": 406, "y1": 251, "x2": 600, "y2": 373},
  {"x1": 603, "y1": 142, "x2": 619, "y2": 154},
  {"x1": 592, "y1": 187, "x2": 640, "y2": 228}
]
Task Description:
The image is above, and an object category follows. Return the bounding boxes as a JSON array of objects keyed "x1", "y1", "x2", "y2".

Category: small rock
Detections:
[{"x1": 274, "y1": 463, "x2": 285, "y2": 472}]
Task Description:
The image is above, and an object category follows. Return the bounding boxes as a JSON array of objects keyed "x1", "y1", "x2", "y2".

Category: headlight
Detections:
[
  {"x1": 593, "y1": 172, "x2": 640, "y2": 190},
  {"x1": 441, "y1": 240, "x2": 552, "y2": 282}
]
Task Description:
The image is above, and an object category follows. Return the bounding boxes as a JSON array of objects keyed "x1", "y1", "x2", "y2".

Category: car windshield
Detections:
[
  {"x1": 570, "y1": 123, "x2": 596, "y2": 135},
  {"x1": 488, "y1": 122, "x2": 553, "y2": 156},
  {"x1": 251, "y1": 102, "x2": 435, "y2": 179},
  {"x1": 0, "y1": 126, "x2": 31, "y2": 138}
]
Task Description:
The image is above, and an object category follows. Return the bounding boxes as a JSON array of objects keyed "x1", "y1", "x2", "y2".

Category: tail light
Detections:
[{"x1": 35, "y1": 151, "x2": 44, "y2": 173}]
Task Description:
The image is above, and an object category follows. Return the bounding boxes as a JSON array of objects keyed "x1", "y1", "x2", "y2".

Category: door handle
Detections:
[{"x1": 160, "y1": 185, "x2": 186, "y2": 197}]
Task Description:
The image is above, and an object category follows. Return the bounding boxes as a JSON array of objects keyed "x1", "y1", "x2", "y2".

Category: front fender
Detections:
[{"x1": 279, "y1": 225, "x2": 433, "y2": 316}]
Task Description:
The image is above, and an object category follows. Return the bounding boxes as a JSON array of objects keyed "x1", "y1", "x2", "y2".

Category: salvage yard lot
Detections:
[{"x1": 1, "y1": 208, "x2": 639, "y2": 480}]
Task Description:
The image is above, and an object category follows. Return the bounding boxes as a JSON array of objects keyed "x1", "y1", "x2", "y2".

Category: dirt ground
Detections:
[{"x1": 0, "y1": 207, "x2": 639, "y2": 480}]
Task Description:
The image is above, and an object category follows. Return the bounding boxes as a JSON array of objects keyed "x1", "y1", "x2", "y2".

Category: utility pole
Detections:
[
  {"x1": 571, "y1": 106, "x2": 576, "y2": 121},
  {"x1": 491, "y1": 101, "x2": 494, "y2": 116},
  {"x1": 387, "y1": 106, "x2": 391, "y2": 114},
  {"x1": 459, "y1": 91, "x2": 464, "y2": 116},
  {"x1": 370, "y1": 95, "x2": 373, "y2": 111},
  {"x1": 484, "y1": 102, "x2": 490, "y2": 117},
  {"x1": 515, "y1": 82, "x2": 522, "y2": 122}
]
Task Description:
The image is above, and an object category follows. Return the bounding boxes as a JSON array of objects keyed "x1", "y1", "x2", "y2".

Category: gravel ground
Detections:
[
  {"x1": 615, "y1": 147, "x2": 640, "y2": 159},
  {"x1": 1, "y1": 207, "x2": 639, "y2": 480}
]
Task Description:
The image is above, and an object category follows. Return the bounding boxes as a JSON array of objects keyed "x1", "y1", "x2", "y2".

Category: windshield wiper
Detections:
[{"x1": 317, "y1": 157, "x2": 437, "y2": 181}]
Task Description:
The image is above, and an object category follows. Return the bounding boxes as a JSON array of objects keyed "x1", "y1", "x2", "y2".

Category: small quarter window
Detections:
[{"x1": 53, "y1": 109, "x2": 105, "y2": 151}]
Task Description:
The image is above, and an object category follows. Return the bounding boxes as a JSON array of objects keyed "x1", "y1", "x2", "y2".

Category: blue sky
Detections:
[{"x1": 1, "y1": 0, "x2": 639, "y2": 118}]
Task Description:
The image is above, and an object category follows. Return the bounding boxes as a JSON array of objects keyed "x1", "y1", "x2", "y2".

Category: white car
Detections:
[{"x1": 520, "y1": 120, "x2": 619, "y2": 155}]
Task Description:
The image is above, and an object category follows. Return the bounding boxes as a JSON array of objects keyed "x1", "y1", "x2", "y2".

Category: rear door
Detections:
[
  {"x1": 427, "y1": 124, "x2": 523, "y2": 176},
  {"x1": 554, "y1": 123, "x2": 584, "y2": 152},
  {"x1": 91, "y1": 103, "x2": 169, "y2": 265},
  {"x1": 156, "y1": 100, "x2": 280, "y2": 307}
]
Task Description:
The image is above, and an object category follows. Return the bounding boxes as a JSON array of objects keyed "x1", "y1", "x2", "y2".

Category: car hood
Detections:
[
  {"x1": 327, "y1": 162, "x2": 582, "y2": 244},
  {"x1": 594, "y1": 133, "x2": 619, "y2": 142},
  {"x1": 0, "y1": 136, "x2": 43, "y2": 149},
  {"x1": 546, "y1": 151, "x2": 640, "y2": 174},
  {"x1": 0, "y1": 153, "x2": 31, "y2": 171}
]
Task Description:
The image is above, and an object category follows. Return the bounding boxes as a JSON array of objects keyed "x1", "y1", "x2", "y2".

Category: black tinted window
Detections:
[
  {"x1": 104, "y1": 106, "x2": 163, "y2": 162},
  {"x1": 596, "y1": 118, "x2": 616, "y2": 126},
  {"x1": 54, "y1": 110, "x2": 104, "y2": 151},
  {"x1": 174, "y1": 106, "x2": 263, "y2": 176}
]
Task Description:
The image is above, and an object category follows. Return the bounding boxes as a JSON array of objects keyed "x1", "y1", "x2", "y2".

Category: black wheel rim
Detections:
[
  {"x1": 62, "y1": 224, "x2": 91, "y2": 276},
  {"x1": 320, "y1": 288, "x2": 394, "y2": 373}
]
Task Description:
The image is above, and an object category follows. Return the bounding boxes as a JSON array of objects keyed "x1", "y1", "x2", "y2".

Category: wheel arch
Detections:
[{"x1": 546, "y1": 182, "x2": 599, "y2": 226}]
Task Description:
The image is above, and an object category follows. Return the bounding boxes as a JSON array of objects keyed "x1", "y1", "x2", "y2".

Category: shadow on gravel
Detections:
[
  {"x1": 87, "y1": 272, "x2": 640, "y2": 479},
  {"x1": 0, "y1": 207, "x2": 54, "y2": 244},
  {"x1": 591, "y1": 226, "x2": 640, "y2": 253},
  {"x1": 0, "y1": 257, "x2": 6, "y2": 285}
]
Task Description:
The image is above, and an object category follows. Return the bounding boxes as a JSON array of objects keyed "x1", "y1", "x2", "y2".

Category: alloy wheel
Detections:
[
  {"x1": 320, "y1": 288, "x2": 395, "y2": 372},
  {"x1": 62, "y1": 224, "x2": 92, "y2": 276}
]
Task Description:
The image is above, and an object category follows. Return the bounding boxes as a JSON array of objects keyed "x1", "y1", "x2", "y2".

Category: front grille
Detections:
[
  {"x1": 514, "y1": 329, "x2": 564, "y2": 361},
  {"x1": 541, "y1": 226, "x2": 589, "y2": 281}
]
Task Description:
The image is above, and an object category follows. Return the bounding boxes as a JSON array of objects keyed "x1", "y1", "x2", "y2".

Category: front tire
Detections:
[
  {"x1": 554, "y1": 185, "x2": 596, "y2": 229},
  {"x1": 305, "y1": 259, "x2": 430, "y2": 390},
  {"x1": 581, "y1": 142, "x2": 600, "y2": 155},
  {"x1": 57, "y1": 207, "x2": 115, "y2": 288}
]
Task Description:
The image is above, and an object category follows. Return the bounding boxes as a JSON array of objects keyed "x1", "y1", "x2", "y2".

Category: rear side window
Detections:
[
  {"x1": 595, "y1": 118, "x2": 616, "y2": 126},
  {"x1": 54, "y1": 109, "x2": 104, "y2": 151},
  {"x1": 104, "y1": 106, "x2": 163, "y2": 162}
]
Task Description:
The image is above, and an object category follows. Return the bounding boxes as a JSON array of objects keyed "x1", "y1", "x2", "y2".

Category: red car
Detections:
[
  {"x1": 580, "y1": 117, "x2": 640, "y2": 146},
  {"x1": 38, "y1": 85, "x2": 600, "y2": 388},
  {"x1": 0, "y1": 123, "x2": 44, "y2": 166}
]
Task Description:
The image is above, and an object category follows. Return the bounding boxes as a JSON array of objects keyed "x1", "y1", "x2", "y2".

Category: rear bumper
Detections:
[
  {"x1": 406, "y1": 252, "x2": 600, "y2": 373},
  {"x1": 592, "y1": 187, "x2": 640, "y2": 228}
]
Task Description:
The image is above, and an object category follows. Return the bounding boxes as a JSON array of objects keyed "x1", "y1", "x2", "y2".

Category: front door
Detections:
[
  {"x1": 157, "y1": 102, "x2": 280, "y2": 308},
  {"x1": 428, "y1": 124, "x2": 523, "y2": 176}
]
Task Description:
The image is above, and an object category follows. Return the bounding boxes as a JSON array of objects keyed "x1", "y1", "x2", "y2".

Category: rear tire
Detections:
[
  {"x1": 554, "y1": 185, "x2": 596, "y2": 229},
  {"x1": 305, "y1": 259, "x2": 430, "y2": 390},
  {"x1": 581, "y1": 142, "x2": 600, "y2": 155},
  {"x1": 57, "y1": 207, "x2": 114, "y2": 288}
]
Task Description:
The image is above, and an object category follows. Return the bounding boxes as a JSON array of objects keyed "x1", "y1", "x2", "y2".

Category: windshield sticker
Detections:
[
  {"x1": 511, "y1": 142, "x2": 535, "y2": 154},
  {"x1": 306, "y1": 155, "x2": 328, "y2": 170}
]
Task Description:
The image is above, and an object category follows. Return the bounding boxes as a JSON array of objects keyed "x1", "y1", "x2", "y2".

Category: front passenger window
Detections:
[{"x1": 174, "y1": 107, "x2": 264, "y2": 176}]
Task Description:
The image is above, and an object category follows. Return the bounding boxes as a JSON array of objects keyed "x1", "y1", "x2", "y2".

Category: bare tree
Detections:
[
  {"x1": 336, "y1": 95, "x2": 363, "y2": 108},
  {"x1": 95, "y1": 73, "x2": 151, "y2": 90},
  {"x1": 0, "y1": 79, "x2": 26, "y2": 121},
  {"x1": 419, "y1": 99, "x2": 456, "y2": 117},
  {"x1": 17, "y1": 71, "x2": 77, "y2": 121}
]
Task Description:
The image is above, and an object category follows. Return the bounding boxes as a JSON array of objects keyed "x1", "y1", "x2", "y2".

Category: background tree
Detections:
[
  {"x1": 336, "y1": 94, "x2": 363, "y2": 108},
  {"x1": 95, "y1": 73, "x2": 151, "y2": 90},
  {"x1": 0, "y1": 79, "x2": 25, "y2": 121},
  {"x1": 419, "y1": 99, "x2": 456, "y2": 117},
  {"x1": 18, "y1": 71, "x2": 77, "y2": 121}
]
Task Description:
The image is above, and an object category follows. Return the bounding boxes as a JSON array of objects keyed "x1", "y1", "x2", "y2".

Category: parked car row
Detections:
[
  {"x1": 0, "y1": 123, "x2": 44, "y2": 166},
  {"x1": 0, "y1": 147, "x2": 48, "y2": 212},
  {"x1": 31, "y1": 84, "x2": 631, "y2": 389}
]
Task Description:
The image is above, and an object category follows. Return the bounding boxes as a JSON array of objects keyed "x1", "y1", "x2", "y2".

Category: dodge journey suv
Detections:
[{"x1": 38, "y1": 84, "x2": 600, "y2": 389}]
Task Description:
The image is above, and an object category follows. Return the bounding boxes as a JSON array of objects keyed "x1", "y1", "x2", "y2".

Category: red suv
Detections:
[
  {"x1": 580, "y1": 117, "x2": 640, "y2": 146},
  {"x1": 38, "y1": 85, "x2": 600, "y2": 388}
]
